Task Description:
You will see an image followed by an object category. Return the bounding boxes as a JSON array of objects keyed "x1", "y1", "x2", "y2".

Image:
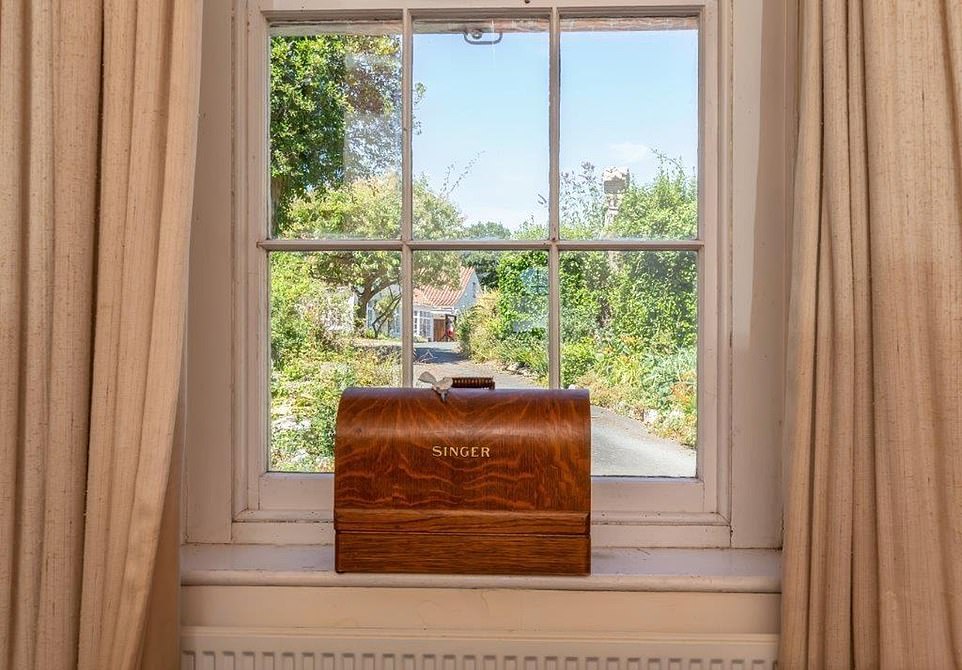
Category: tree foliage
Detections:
[
  {"x1": 461, "y1": 221, "x2": 513, "y2": 289},
  {"x1": 270, "y1": 34, "x2": 403, "y2": 233},
  {"x1": 269, "y1": 251, "x2": 402, "y2": 471},
  {"x1": 459, "y1": 159, "x2": 699, "y2": 445},
  {"x1": 281, "y1": 174, "x2": 463, "y2": 329},
  {"x1": 610, "y1": 155, "x2": 697, "y2": 239},
  {"x1": 268, "y1": 32, "x2": 700, "y2": 465}
]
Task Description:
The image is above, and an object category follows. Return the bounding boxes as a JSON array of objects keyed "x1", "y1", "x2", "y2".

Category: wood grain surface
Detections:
[
  {"x1": 335, "y1": 388, "x2": 590, "y2": 511},
  {"x1": 335, "y1": 531, "x2": 591, "y2": 575},
  {"x1": 335, "y1": 508, "x2": 589, "y2": 534},
  {"x1": 333, "y1": 387, "x2": 591, "y2": 575}
]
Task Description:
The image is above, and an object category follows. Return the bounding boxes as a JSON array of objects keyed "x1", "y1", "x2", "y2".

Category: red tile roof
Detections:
[{"x1": 414, "y1": 266, "x2": 475, "y2": 310}]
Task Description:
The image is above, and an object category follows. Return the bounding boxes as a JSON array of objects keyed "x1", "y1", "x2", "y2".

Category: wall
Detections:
[
  {"x1": 182, "y1": 0, "x2": 795, "y2": 664},
  {"x1": 182, "y1": 586, "x2": 779, "y2": 668}
]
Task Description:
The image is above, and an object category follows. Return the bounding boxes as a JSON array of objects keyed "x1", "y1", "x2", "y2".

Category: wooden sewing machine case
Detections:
[{"x1": 333, "y1": 382, "x2": 591, "y2": 575}]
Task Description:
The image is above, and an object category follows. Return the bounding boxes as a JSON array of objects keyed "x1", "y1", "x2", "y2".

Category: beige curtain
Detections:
[
  {"x1": 0, "y1": 1, "x2": 201, "y2": 668},
  {"x1": 780, "y1": 1, "x2": 962, "y2": 668}
]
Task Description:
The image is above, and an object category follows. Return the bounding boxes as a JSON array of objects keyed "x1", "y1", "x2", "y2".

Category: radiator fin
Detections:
[{"x1": 181, "y1": 633, "x2": 777, "y2": 670}]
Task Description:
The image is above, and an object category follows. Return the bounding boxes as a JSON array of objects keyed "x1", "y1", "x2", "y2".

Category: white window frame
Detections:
[{"x1": 184, "y1": 0, "x2": 790, "y2": 551}]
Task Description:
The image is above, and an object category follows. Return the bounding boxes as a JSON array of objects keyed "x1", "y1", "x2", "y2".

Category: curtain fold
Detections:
[
  {"x1": 0, "y1": 0, "x2": 202, "y2": 668},
  {"x1": 780, "y1": 0, "x2": 962, "y2": 667}
]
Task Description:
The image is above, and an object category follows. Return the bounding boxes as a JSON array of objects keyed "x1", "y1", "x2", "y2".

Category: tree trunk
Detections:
[
  {"x1": 371, "y1": 293, "x2": 401, "y2": 337},
  {"x1": 355, "y1": 288, "x2": 373, "y2": 335}
]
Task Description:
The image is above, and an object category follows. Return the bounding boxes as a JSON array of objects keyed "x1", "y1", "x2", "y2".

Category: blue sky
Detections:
[{"x1": 411, "y1": 26, "x2": 698, "y2": 231}]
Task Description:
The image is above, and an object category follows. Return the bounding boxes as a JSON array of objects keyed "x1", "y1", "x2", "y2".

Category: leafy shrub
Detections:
[
  {"x1": 561, "y1": 339, "x2": 598, "y2": 388},
  {"x1": 270, "y1": 342, "x2": 400, "y2": 472},
  {"x1": 609, "y1": 155, "x2": 697, "y2": 240},
  {"x1": 460, "y1": 293, "x2": 548, "y2": 380},
  {"x1": 640, "y1": 346, "x2": 696, "y2": 445},
  {"x1": 566, "y1": 345, "x2": 696, "y2": 446},
  {"x1": 456, "y1": 291, "x2": 502, "y2": 363},
  {"x1": 497, "y1": 331, "x2": 548, "y2": 378}
]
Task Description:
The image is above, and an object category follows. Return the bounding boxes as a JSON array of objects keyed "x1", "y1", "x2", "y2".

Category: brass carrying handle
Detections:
[
  {"x1": 417, "y1": 372, "x2": 495, "y2": 402},
  {"x1": 449, "y1": 377, "x2": 496, "y2": 390}
]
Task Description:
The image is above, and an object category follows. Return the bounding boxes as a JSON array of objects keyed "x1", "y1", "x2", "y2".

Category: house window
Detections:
[
  {"x1": 264, "y1": 10, "x2": 705, "y2": 482},
  {"x1": 200, "y1": 0, "x2": 771, "y2": 550}
]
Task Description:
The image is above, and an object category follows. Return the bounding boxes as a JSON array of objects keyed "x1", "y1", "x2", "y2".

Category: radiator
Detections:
[{"x1": 181, "y1": 629, "x2": 778, "y2": 670}]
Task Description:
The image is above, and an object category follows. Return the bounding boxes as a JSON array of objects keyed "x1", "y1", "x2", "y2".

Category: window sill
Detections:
[{"x1": 182, "y1": 544, "x2": 780, "y2": 593}]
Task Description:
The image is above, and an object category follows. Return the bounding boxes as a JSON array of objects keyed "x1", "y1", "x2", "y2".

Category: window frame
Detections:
[{"x1": 184, "y1": 0, "x2": 789, "y2": 551}]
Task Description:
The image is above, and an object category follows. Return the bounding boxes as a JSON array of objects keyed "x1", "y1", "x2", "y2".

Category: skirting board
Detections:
[{"x1": 181, "y1": 628, "x2": 779, "y2": 670}]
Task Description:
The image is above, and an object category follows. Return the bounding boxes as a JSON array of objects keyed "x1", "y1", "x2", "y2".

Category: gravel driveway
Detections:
[{"x1": 414, "y1": 341, "x2": 695, "y2": 477}]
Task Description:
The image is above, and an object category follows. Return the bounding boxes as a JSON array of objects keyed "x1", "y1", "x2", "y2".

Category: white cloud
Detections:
[{"x1": 608, "y1": 142, "x2": 652, "y2": 165}]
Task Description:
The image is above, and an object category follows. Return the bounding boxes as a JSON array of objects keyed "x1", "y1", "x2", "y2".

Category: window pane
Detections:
[
  {"x1": 560, "y1": 17, "x2": 698, "y2": 240},
  {"x1": 269, "y1": 251, "x2": 401, "y2": 472},
  {"x1": 413, "y1": 19, "x2": 549, "y2": 240},
  {"x1": 413, "y1": 250, "x2": 548, "y2": 389},
  {"x1": 270, "y1": 24, "x2": 403, "y2": 239},
  {"x1": 561, "y1": 250, "x2": 697, "y2": 477}
]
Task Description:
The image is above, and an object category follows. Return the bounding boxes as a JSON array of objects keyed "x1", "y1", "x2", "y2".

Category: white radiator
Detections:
[{"x1": 181, "y1": 629, "x2": 778, "y2": 670}]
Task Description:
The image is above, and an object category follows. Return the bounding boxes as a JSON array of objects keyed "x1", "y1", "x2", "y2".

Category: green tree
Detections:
[
  {"x1": 458, "y1": 157, "x2": 700, "y2": 445},
  {"x1": 609, "y1": 155, "x2": 697, "y2": 239},
  {"x1": 270, "y1": 34, "x2": 403, "y2": 233},
  {"x1": 560, "y1": 250, "x2": 612, "y2": 341},
  {"x1": 282, "y1": 174, "x2": 464, "y2": 330},
  {"x1": 555, "y1": 158, "x2": 698, "y2": 353},
  {"x1": 608, "y1": 158, "x2": 698, "y2": 351},
  {"x1": 465, "y1": 221, "x2": 512, "y2": 239},
  {"x1": 462, "y1": 221, "x2": 512, "y2": 289}
]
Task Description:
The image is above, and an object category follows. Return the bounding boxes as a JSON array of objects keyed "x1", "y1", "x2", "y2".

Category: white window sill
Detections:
[{"x1": 182, "y1": 544, "x2": 781, "y2": 593}]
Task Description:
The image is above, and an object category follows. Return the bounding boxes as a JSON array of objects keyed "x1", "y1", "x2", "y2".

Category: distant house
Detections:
[
  {"x1": 413, "y1": 267, "x2": 481, "y2": 341},
  {"x1": 367, "y1": 266, "x2": 481, "y2": 341}
]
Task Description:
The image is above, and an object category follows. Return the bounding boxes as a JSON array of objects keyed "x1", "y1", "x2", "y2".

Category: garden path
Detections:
[{"x1": 413, "y1": 342, "x2": 695, "y2": 477}]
